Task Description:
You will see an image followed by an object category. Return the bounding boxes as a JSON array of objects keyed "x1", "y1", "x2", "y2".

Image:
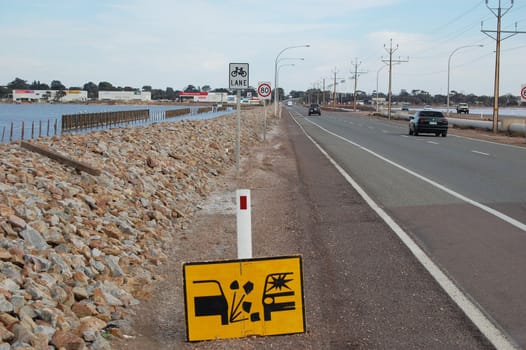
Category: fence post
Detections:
[
  {"x1": 39, "y1": 120, "x2": 42, "y2": 138},
  {"x1": 47, "y1": 120, "x2": 50, "y2": 137},
  {"x1": 21, "y1": 121, "x2": 25, "y2": 140},
  {"x1": 10, "y1": 122, "x2": 13, "y2": 142},
  {"x1": 1, "y1": 126, "x2": 5, "y2": 143},
  {"x1": 31, "y1": 121, "x2": 34, "y2": 139},
  {"x1": 54, "y1": 119, "x2": 58, "y2": 135}
]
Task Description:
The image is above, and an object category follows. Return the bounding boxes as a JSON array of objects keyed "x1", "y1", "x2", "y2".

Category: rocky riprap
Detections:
[{"x1": 0, "y1": 109, "x2": 269, "y2": 349}]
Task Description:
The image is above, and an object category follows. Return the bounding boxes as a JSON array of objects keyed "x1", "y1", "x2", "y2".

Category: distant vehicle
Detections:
[
  {"x1": 423, "y1": 105, "x2": 432, "y2": 110},
  {"x1": 308, "y1": 103, "x2": 321, "y2": 116},
  {"x1": 401, "y1": 103, "x2": 410, "y2": 111},
  {"x1": 287, "y1": 101, "x2": 293, "y2": 106},
  {"x1": 409, "y1": 110, "x2": 448, "y2": 137},
  {"x1": 456, "y1": 103, "x2": 469, "y2": 114}
]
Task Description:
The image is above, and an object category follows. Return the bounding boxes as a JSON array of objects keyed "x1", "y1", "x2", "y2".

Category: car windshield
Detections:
[{"x1": 311, "y1": 104, "x2": 319, "y2": 108}]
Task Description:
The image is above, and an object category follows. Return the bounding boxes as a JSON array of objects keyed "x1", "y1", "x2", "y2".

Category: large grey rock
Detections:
[
  {"x1": 0, "y1": 295, "x2": 13, "y2": 313},
  {"x1": 19, "y1": 226, "x2": 49, "y2": 251}
]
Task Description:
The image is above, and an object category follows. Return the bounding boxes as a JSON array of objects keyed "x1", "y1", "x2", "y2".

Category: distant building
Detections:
[
  {"x1": 98, "y1": 90, "x2": 151, "y2": 101},
  {"x1": 178, "y1": 91, "x2": 229, "y2": 103},
  {"x1": 12, "y1": 89, "x2": 88, "y2": 103}
]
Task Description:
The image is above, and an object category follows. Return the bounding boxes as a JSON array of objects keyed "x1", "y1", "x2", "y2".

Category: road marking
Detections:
[
  {"x1": 427, "y1": 141, "x2": 439, "y2": 145},
  {"x1": 289, "y1": 112, "x2": 519, "y2": 350},
  {"x1": 472, "y1": 150, "x2": 490, "y2": 156},
  {"x1": 303, "y1": 118, "x2": 526, "y2": 233},
  {"x1": 451, "y1": 134, "x2": 526, "y2": 150}
]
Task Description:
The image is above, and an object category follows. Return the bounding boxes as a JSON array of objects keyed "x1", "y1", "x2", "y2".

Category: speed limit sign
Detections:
[
  {"x1": 521, "y1": 84, "x2": 526, "y2": 102},
  {"x1": 257, "y1": 81, "x2": 272, "y2": 100}
]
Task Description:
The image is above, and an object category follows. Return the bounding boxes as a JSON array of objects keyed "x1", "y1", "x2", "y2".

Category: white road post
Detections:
[{"x1": 236, "y1": 189, "x2": 252, "y2": 259}]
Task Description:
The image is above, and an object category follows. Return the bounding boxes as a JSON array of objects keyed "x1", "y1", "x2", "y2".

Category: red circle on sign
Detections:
[
  {"x1": 521, "y1": 86, "x2": 526, "y2": 99},
  {"x1": 258, "y1": 83, "x2": 272, "y2": 97}
]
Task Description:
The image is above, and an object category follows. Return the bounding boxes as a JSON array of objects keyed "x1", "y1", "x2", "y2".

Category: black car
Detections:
[
  {"x1": 409, "y1": 110, "x2": 448, "y2": 137},
  {"x1": 308, "y1": 103, "x2": 321, "y2": 116}
]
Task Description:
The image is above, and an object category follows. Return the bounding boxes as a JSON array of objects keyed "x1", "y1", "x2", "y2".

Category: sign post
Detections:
[
  {"x1": 257, "y1": 82, "x2": 272, "y2": 141},
  {"x1": 236, "y1": 189, "x2": 252, "y2": 259},
  {"x1": 229, "y1": 63, "x2": 250, "y2": 175}
]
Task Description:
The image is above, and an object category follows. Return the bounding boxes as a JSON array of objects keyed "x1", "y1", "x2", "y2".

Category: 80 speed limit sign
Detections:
[
  {"x1": 521, "y1": 85, "x2": 526, "y2": 102},
  {"x1": 257, "y1": 81, "x2": 272, "y2": 100}
]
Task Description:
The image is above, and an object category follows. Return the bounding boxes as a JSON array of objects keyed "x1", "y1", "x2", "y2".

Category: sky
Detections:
[{"x1": 0, "y1": 0, "x2": 525, "y2": 96}]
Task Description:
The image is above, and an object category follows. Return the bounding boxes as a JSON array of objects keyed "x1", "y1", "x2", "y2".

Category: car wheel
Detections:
[
  {"x1": 441, "y1": 132, "x2": 447, "y2": 137},
  {"x1": 435, "y1": 132, "x2": 440, "y2": 136},
  {"x1": 414, "y1": 129, "x2": 419, "y2": 136}
]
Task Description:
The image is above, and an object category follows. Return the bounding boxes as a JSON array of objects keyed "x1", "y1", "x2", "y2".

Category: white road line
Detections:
[
  {"x1": 451, "y1": 133, "x2": 526, "y2": 150},
  {"x1": 289, "y1": 112, "x2": 519, "y2": 350},
  {"x1": 427, "y1": 141, "x2": 439, "y2": 145},
  {"x1": 472, "y1": 150, "x2": 490, "y2": 156},
  {"x1": 303, "y1": 118, "x2": 526, "y2": 233}
]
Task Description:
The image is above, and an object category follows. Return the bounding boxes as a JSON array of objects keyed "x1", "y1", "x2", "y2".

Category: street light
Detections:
[
  {"x1": 274, "y1": 45, "x2": 310, "y2": 116},
  {"x1": 447, "y1": 44, "x2": 484, "y2": 115}
]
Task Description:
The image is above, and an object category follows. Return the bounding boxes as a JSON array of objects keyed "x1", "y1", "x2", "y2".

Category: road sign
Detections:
[
  {"x1": 521, "y1": 85, "x2": 526, "y2": 102},
  {"x1": 229, "y1": 63, "x2": 249, "y2": 90},
  {"x1": 257, "y1": 81, "x2": 272, "y2": 100},
  {"x1": 183, "y1": 255, "x2": 305, "y2": 341}
]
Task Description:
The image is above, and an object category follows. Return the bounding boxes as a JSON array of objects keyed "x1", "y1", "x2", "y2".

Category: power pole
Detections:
[
  {"x1": 322, "y1": 78, "x2": 326, "y2": 105},
  {"x1": 350, "y1": 58, "x2": 368, "y2": 112},
  {"x1": 329, "y1": 69, "x2": 345, "y2": 108},
  {"x1": 332, "y1": 68, "x2": 337, "y2": 108},
  {"x1": 481, "y1": 0, "x2": 525, "y2": 134},
  {"x1": 382, "y1": 39, "x2": 408, "y2": 120}
]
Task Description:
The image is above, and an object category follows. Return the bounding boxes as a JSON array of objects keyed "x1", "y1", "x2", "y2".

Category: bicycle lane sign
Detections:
[
  {"x1": 229, "y1": 63, "x2": 249, "y2": 90},
  {"x1": 183, "y1": 255, "x2": 305, "y2": 341}
]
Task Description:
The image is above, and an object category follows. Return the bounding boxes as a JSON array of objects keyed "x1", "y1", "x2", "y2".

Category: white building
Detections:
[
  {"x1": 13, "y1": 89, "x2": 88, "y2": 103},
  {"x1": 98, "y1": 90, "x2": 151, "y2": 101}
]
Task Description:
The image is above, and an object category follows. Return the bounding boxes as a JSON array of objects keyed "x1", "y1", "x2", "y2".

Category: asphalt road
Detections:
[{"x1": 288, "y1": 106, "x2": 526, "y2": 349}]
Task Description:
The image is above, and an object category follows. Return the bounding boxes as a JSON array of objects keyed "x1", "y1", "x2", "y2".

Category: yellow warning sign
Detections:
[{"x1": 183, "y1": 255, "x2": 305, "y2": 341}]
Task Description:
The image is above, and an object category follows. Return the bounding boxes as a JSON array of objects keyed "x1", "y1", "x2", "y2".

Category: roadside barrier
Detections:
[
  {"x1": 62, "y1": 109, "x2": 149, "y2": 131},
  {"x1": 166, "y1": 108, "x2": 191, "y2": 118}
]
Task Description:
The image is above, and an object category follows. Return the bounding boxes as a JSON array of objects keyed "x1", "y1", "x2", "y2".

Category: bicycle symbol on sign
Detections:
[{"x1": 231, "y1": 67, "x2": 248, "y2": 78}]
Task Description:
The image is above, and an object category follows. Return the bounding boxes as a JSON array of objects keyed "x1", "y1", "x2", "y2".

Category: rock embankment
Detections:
[{"x1": 0, "y1": 109, "x2": 270, "y2": 349}]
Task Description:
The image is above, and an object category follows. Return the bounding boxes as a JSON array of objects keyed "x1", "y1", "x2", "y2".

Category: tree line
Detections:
[
  {"x1": 0, "y1": 78, "x2": 280, "y2": 101},
  {"x1": 294, "y1": 87, "x2": 523, "y2": 107},
  {"x1": 3, "y1": 77, "x2": 520, "y2": 106}
]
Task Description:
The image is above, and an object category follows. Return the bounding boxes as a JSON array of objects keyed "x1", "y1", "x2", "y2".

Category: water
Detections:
[
  {"x1": 403, "y1": 106, "x2": 526, "y2": 117},
  {"x1": 0, "y1": 103, "x2": 234, "y2": 143}
]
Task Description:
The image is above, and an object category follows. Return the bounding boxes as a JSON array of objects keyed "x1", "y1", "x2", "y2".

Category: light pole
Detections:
[
  {"x1": 277, "y1": 63, "x2": 295, "y2": 118},
  {"x1": 274, "y1": 45, "x2": 310, "y2": 116},
  {"x1": 447, "y1": 44, "x2": 483, "y2": 115}
]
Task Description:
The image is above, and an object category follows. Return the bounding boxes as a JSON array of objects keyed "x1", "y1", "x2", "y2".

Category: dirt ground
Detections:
[
  {"x1": 112, "y1": 111, "x2": 520, "y2": 350},
  {"x1": 113, "y1": 115, "x2": 307, "y2": 349}
]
